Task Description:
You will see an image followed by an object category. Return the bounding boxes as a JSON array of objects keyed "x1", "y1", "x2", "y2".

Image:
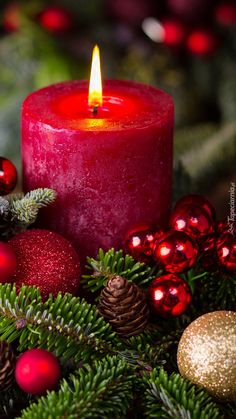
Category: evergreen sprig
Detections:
[
  {"x1": 0, "y1": 188, "x2": 57, "y2": 238},
  {"x1": 0, "y1": 284, "x2": 117, "y2": 362},
  {"x1": 142, "y1": 368, "x2": 221, "y2": 419},
  {"x1": 20, "y1": 356, "x2": 134, "y2": 419},
  {"x1": 82, "y1": 248, "x2": 155, "y2": 293}
]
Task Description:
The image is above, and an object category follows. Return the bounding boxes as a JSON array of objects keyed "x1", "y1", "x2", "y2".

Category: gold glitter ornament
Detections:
[{"x1": 177, "y1": 311, "x2": 236, "y2": 402}]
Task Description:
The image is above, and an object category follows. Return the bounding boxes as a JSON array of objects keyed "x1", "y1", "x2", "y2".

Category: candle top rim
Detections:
[{"x1": 22, "y1": 79, "x2": 174, "y2": 132}]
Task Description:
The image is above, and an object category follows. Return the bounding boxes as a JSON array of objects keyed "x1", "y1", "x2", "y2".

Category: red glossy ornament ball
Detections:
[
  {"x1": 174, "y1": 194, "x2": 216, "y2": 221},
  {"x1": 153, "y1": 230, "x2": 198, "y2": 273},
  {"x1": 0, "y1": 157, "x2": 17, "y2": 195},
  {"x1": 217, "y1": 219, "x2": 235, "y2": 236},
  {"x1": 216, "y1": 233, "x2": 236, "y2": 272},
  {"x1": 148, "y1": 274, "x2": 191, "y2": 317},
  {"x1": 0, "y1": 242, "x2": 17, "y2": 283},
  {"x1": 187, "y1": 29, "x2": 219, "y2": 56},
  {"x1": 124, "y1": 224, "x2": 156, "y2": 263},
  {"x1": 215, "y1": 2, "x2": 236, "y2": 26},
  {"x1": 170, "y1": 204, "x2": 214, "y2": 240},
  {"x1": 163, "y1": 20, "x2": 187, "y2": 48},
  {"x1": 15, "y1": 349, "x2": 61, "y2": 395},
  {"x1": 38, "y1": 6, "x2": 72, "y2": 32},
  {"x1": 9, "y1": 229, "x2": 80, "y2": 299}
]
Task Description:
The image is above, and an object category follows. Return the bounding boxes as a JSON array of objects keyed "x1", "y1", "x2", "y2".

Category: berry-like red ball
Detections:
[
  {"x1": 124, "y1": 224, "x2": 157, "y2": 263},
  {"x1": 148, "y1": 274, "x2": 191, "y2": 317},
  {"x1": 174, "y1": 194, "x2": 216, "y2": 221},
  {"x1": 15, "y1": 349, "x2": 61, "y2": 395},
  {"x1": 170, "y1": 203, "x2": 214, "y2": 240},
  {"x1": 163, "y1": 20, "x2": 187, "y2": 48},
  {"x1": 0, "y1": 242, "x2": 17, "y2": 283},
  {"x1": 0, "y1": 157, "x2": 17, "y2": 195},
  {"x1": 187, "y1": 29, "x2": 219, "y2": 56},
  {"x1": 38, "y1": 6, "x2": 72, "y2": 32},
  {"x1": 215, "y1": 2, "x2": 236, "y2": 26},
  {"x1": 153, "y1": 230, "x2": 198, "y2": 273},
  {"x1": 216, "y1": 233, "x2": 236, "y2": 272},
  {"x1": 3, "y1": 2, "x2": 21, "y2": 32},
  {"x1": 9, "y1": 229, "x2": 80, "y2": 299}
]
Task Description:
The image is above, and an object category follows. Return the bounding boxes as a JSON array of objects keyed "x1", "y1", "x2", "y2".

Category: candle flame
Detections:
[{"x1": 89, "y1": 45, "x2": 103, "y2": 108}]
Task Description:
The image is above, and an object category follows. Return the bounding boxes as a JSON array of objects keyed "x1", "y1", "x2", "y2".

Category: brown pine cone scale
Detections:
[
  {"x1": 98, "y1": 276, "x2": 149, "y2": 338},
  {"x1": 0, "y1": 340, "x2": 16, "y2": 391}
]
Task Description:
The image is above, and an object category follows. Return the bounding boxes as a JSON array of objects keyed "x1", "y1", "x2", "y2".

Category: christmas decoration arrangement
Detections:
[{"x1": 0, "y1": 157, "x2": 235, "y2": 418}]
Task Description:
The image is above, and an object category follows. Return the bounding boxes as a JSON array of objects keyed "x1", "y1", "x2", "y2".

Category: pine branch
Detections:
[
  {"x1": 0, "y1": 188, "x2": 57, "y2": 238},
  {"x1": 82, "y1": 248, "x2": 155, "y2": 293},
  {"x1": 24, "y1": 188, "x2": 57, "y2": 208},
  {"x1": 20, "y1": 356, "x2": 134, "y2": 419},
  {"x1": 0, "y1": 284, "x2": 118, "y2": 363},
  {"x1": 142, "y1": 368, "x2": 222, "y2": 419},
  {"x1": 10, "y1": 198, "x2": 39, "y2": 225},
  {"x1": 199, "y1": 272, "x2": 236, "y2": 311}
]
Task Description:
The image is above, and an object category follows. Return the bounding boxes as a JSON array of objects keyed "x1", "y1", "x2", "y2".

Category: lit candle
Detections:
[{"x1": 22, "y1": 46, "x2": 174, "y2": 263}]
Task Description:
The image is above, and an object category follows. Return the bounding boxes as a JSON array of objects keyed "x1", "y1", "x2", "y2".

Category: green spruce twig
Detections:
[
  {"x1": 142, "y1": 368, "x2": 221, "y2": 419},
  {"x1": 20, "y1": 356, "x2": 134, "y2": 419},
  {"x1": 82, "y1": 248, "x2": 155, "y2": 293}
]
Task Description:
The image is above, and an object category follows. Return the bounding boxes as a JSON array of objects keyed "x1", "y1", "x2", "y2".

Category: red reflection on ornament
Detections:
[
  {"x1": 153, "y1": 230, "x2": 198, "y2": 273},
  {"x1": 170, "y1": 204, "x2": 214, "y2": 240},
  {"x1": 216, "y1": 233, "x2": 236, "y2": 272},
  {"x1": 148, "y1": 274, "x2": 191, "y2": 317},
  {"x1": 124, "y1": 223, "x2": 156, "y2": 262}
]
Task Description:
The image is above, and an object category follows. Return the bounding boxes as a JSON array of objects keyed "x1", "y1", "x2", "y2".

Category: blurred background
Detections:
[{"x1": 0, "y1": 0, "x2": 235, "y2": 216}]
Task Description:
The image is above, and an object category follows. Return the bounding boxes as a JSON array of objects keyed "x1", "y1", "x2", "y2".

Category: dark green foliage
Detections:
[
  {"x1": 82, "y1": 248, "x2": 155, "y2": 293},
  {"x1": 0, "y1": 283, "x2": 116, "y2": 362},
  {"x1": 142, "y1": 368, "x2": 222, "y2": 419},
  {"x1": 20, "y1": 356, "x2": 134, "y2": 419},
  {"x1": 199, "y1": 272, "x2": 236, "y2": 311}
]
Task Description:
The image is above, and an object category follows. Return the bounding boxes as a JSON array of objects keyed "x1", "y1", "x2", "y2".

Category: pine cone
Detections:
[
  {"x1": 0, "y1": 341, "x2": 16, "y2": 390},
  {"x1": 98, "y1": 276, "x2": 149, "y2": 338}
]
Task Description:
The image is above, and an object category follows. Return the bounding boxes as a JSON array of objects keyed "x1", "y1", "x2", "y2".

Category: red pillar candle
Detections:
[{"x1": 22, "y1": 66, "x2": 174, "y2": 262}]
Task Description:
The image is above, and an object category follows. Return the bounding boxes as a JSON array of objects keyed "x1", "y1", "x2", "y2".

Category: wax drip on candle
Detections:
[{"x1": 89, "y1": 45, "x2": 103, "y2": 115}]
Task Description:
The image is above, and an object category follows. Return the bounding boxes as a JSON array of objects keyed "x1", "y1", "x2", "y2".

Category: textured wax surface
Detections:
[
  {"x1": 22, "y1": 80, "x2": 174, "y2": 263},
  {"x1": 177, "y1": 311, "x2": 236, "y2": 401},
  {"x1": 9, "y1": 229, "x2": 80, "y2": 299}
]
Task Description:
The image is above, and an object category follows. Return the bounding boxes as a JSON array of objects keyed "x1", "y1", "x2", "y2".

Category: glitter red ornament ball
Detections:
[
  {"x1": 148, "y1": 274, "x2": 191, "y2": 317},
  {"x1": 216, "y1": 233, "x2": 236, "y2": 272},
  {"x1": 38, "y1": 6, "x2": 73, "y2": 32},
  {"x1": 0, "y1": 242, "x2": 17, "y2": 283},
  {"x1": 124, "y1": 224, "x2": 157, "y2": 263},
  {"x1": 9, "y1": 229, "x2": 80, "y2": 299},
  {"x1": 215, "y1": 2, "x2": 236, "y2": 26},
  {"x1": 153, "y1": 230, "x2": 198, "y2": 273},
  {"x1": 170, "y1": 203, "x2": 214, "y2": 240},
  {"x1": 187, "y1": 29, "x2": 219, "y2": 56},
  {"x1": 174, "y1": 194, "x2": 216, "y2": 221},
  {"x1": 0, "y1": 157, "x2": 17, "y2": 196},
  {"x1": 15, "y1": 349, "x2": 61, "y2": 395}
]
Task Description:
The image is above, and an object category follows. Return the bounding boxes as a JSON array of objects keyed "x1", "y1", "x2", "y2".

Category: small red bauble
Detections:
[
  {"x1": 217, "y1": 218, "x2": 235, "y2": 236},
  {"x1": 174, "y1": 194, "x2": 216, "y2": 221},
  {"x1": 0, "y1": 242, "x2": 17, "y2": 283},
  {"x1": 124, "y1": 224, "x2": 157, "y2": 263},
  {"x1": 9, "y1": 229, "x2": 80, "y2": 299},
  {"x1": 153, "y1": 230, "x2": 198, "y2": 273},
  {"x1": 187, "y1": 29, "x2": 219, "y2": 56},
  {"x1": 0, "y1": 157, "x2": 17, "y2": 195},
  {"x1": 3, "y1": 2, "x2": 21, "y2": 32},
  {"x1": 163, "y1": 20, "x2": 187, "y2": 48},
  {"x1": 148, "y1": 274, "x2": 191, "y2": 317},
  {"x1": 216, "y1": 233, "x2": 236, "y2": 272},
  {"x1": 170, "y1": 203, "x2": 214, "y2": 240},
  {"x1": 215, "y1": 2, "x2": 236, "y2": 26},
  {"x1": 15, "y1": 349, "x2": 61, "y2": 395},
  {"x1": 38, "y1": 6, "x2": 72, "y2": 32}
]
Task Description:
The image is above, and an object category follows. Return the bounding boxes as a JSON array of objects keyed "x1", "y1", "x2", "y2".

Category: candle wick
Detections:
[{"x1": 92, "y1": 105, "x2": 99, "y2": 116}]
